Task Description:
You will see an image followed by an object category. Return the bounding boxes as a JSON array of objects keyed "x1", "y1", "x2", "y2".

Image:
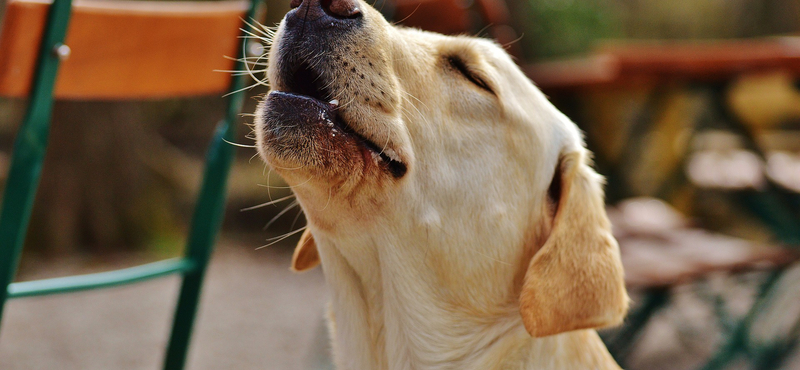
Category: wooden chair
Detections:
[{"x1": 0, "y1": 0, "x2": 259, "y2": 368}]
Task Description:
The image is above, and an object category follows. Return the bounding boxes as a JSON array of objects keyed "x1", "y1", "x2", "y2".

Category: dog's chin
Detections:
[{"x1": 256, "y1": 91, "x2": 407, "y2": 188}]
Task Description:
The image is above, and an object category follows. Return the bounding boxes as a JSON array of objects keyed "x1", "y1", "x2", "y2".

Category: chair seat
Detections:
[{"x1": 610, "y1": 198, "x2": 797, "y2": 288}]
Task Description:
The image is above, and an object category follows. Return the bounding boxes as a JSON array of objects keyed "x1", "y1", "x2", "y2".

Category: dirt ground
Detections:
[
  {"x1": 2, "y1": 234, "x2": 798, "y2": 370},
  {"x1": 0, "y1": 240, "x2": 332, "y2": 370}
]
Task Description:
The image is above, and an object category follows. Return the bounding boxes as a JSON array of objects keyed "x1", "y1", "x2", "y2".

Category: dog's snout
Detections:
[{"x1": 290, "y1": 0, "x2": 361, "y2": 20}]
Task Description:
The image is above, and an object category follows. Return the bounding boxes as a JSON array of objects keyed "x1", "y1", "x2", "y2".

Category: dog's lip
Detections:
[
  {"x1": 272, "y1": 53, "x2": 407, "y2": 178},
  {"x1": 268, "y1": 90, "x2": 408, "y2": 178}
]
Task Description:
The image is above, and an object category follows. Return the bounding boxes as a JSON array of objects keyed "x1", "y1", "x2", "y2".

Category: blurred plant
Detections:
[
  {"x1": 511, "y1": 0, "x2": 622, "y2": 59},
  {"x1": 509, "y1": 0, "x2": 800, "y2": 60}
]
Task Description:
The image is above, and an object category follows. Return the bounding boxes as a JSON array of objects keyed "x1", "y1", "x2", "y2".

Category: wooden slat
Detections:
[
  {"x1": 0, "y1": 0, "x2": 250, "y2": 99},
  {"x1": 603, "y1": 38, "x2": 800, "y2": 77},
  {"x1": 526, "y1": 37, "x2": 800, "y2": 90},
  {"x1": 525, "y1": 55, "x2": 623, "y2": 90}
]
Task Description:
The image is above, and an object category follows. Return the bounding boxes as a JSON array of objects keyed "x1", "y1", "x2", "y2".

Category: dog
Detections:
[{"x1": 253, "y1": 0, "x2": 629, "y2": 368}]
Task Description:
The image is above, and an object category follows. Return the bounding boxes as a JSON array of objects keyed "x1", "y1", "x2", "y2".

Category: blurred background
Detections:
[{"x1": 0, "y1": 0, "x2": 799, "y2": 369}]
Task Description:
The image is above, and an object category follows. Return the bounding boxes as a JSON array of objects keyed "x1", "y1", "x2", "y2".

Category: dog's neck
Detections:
[{"x1": 311, "y1": 217, "x2": 620, "y2": 370}]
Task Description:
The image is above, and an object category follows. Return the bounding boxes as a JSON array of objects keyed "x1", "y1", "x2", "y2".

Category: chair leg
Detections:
[
  {"x1": 163, "y1": 269, "x2": 211, "y2": 370},
  {"x1": 162, "y1": 119, "x2": 237, "y2": 370},
  {"x1": 0, "y1": 0, "x2": 73, "y2": 327},
  {"x1": 162, "y1": 0, "x2": 258, "y2": 365}
]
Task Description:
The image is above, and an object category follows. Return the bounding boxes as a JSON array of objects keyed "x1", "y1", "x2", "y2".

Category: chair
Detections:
[
  {"x1": 525, "y1": 39, "x2": 800, "y2": 370},
  {"x1": 0, "y1": 0, "x2": 259, "y2": 368}
]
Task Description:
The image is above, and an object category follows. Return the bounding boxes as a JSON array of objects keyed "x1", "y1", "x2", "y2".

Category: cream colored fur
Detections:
[{"x1": 254, "y1": 1, "x2": 629, "y2": 368}]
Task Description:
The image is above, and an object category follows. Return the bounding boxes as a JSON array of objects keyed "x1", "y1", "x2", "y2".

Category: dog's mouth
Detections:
[{"x1": 276, "y1": 62, "x2": 407, "y2": 178}]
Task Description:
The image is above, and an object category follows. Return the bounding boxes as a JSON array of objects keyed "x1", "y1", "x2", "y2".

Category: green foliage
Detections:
[{"x1": 520, "y1": 0, "x2": 621, "y2": 59}]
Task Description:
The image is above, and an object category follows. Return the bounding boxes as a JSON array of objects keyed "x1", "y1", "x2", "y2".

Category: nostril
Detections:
[
  {"x1": 288, "y1": 0, "x2": 362, "y2": 21},
  {"x1": 323, "y1": 0, "x2": 362, "y2": 18}
]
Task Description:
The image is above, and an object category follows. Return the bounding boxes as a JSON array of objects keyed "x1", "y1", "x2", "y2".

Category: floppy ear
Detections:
[
  {"x1": 519, "y1": 150, "x2": 628, "y2": 337},
  {"x1": 291, "y1": 229, "x2": 321, "y2": 272}
]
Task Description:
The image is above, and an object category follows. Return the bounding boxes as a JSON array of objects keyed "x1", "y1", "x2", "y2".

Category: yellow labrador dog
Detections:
[{"x1": 253, "y1": 0, "x2": 629, "y2": 368}]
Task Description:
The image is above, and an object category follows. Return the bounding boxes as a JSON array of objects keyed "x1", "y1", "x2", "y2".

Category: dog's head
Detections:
[{"x1": 254, "y1": 0, "x2": 628, "y2": 338}]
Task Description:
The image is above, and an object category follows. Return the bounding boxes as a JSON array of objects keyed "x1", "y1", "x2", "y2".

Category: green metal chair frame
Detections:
[{"x1": 0, "y1": 0, "x2": 258, "y2": 368}]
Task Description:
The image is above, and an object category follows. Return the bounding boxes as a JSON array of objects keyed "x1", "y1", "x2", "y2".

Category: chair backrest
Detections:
[
  {"x1": 0, "y1": 0, "x2": 259, "y2": 369},
  {"x1": 0, "y1": 0, "x2": 249, "y2": 99}
]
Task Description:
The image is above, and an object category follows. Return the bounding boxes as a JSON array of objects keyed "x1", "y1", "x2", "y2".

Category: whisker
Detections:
[
  {"x1": 215, "y1": 68, "x2": 253, "y2": 73},
  {"x1": 257, "y1": 183, "x2": 294, "y2": 189},
  {"x1": 241, "y1": 40, "x2": 271, "y2": 89},
  {"x1": 242, "y1": 19, "x2": 274, "y2": 39},
  {"x1": 501, "y1": 33, "x2": 526, "y2": 59},
  {"x1": 289, "y1": 207, "x2": 306, "y2": 230},
  {"x1": 222, "y1": 138, "x2": 257, "y2": 149},
  {"x1": 255, "y1": 226, "x2": 308, "y2": 250},
  {"x1": 240, "y1": 193, "x2": 296, "y2": 211},
  {"x1": 473, "y1": 23, "x2": 493, "y2": 39},
  {"x1": 321, "y1": 187, "x2": 332, "y2": 211},
  {"x1": 392, "y1": 3, "x2": 421, "y2": 25},
  {"x1": 229, "y1": 71, "x2": 268, "y2": 77},
  {"x1": 266, "y1": 167, "x2": 274, "y2": 200},
  {"x1": 401, "y1": 90, "x2": 430, "y2": 110},
  {"x1": 260, "y1": 161, "x2": 305, "y2": 170},
  {"x1": 222, "y1": 83, "x2": 259, "y2": 97},
  {"x1": 265, "y1": 224, "x2": 303, "y2": 241},
  {"x1": 223, "y1": 55, "x2": 269, "y2": 65},
  {"x1": 242, "y1": 18, "x2": 278, "y2": 39},
  {"x1": 264, "y1": 200, "x2": 300, "y2": 230},
  {"x1": 240, "y1": 29, "x2": 271, "y2": 43}
]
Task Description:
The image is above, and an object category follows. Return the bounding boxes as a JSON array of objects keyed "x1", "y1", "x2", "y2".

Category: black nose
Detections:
[{"x1": 289, "y1": 0, "x2": 362, "y2": 20}]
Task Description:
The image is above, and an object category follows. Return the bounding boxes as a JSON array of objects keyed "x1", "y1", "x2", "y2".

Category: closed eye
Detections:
[{"x1": 447, "y1": 56, "x2": 494, "y2": 95}]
